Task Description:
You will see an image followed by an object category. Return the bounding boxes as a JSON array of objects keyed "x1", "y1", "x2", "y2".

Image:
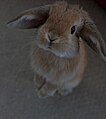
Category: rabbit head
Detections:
[{"x1": 7, "y1": 1, "x2": 106, "y2": 60}]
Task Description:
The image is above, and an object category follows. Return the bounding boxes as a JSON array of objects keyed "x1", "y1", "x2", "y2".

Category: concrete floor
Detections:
[{"x1": 0, "y1": 0, "x2": 106, "y2": 119}]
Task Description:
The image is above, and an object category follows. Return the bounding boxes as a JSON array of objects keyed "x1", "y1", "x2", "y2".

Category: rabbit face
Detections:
[{"x1": 36, "y1": 6, "x2": 83, "y2": 58}]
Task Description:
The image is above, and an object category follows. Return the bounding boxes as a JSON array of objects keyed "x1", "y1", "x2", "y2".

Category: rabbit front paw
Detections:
[
  {"x1": 58, "y1": 88, "x2": 73, "y2": 96},
  {"x1": 38, "y1": 83, "x2": 57, "y2": 98},
  {"x1": 33, "y1": 74, "x2": 45, "y2": 91}
]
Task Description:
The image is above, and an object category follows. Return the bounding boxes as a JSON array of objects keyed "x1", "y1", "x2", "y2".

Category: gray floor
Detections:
[{"x1": 0, "y1": 0, "x2": 106, "y2": 119}]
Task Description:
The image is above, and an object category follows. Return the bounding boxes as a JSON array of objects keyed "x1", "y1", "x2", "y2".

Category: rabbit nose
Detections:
[
  {"x1": 48, "y1": 34, "x2": 55, "y2": 43},
  {"x1": 45, "y1": 33, "x2": 55, "y2": 43}
]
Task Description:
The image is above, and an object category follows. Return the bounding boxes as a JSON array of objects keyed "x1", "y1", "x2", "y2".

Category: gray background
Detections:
[{"x1": 0, "y1": 0, "x2": 106, "y2": 119}]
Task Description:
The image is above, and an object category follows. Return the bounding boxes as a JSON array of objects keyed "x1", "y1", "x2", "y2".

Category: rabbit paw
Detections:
[
  {"x1": 58, "y1": 88, "x2": 73, "y2": 96},
  {"x1": 38, "y1": 83, "x2": 57, "y2": 98},
  {"x1": 33, "y1": 74, "x2": 45, "y2": 91}
]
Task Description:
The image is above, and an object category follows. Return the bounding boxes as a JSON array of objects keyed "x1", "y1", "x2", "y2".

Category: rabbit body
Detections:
[{"x1": 31, "y1": 38, "x2": 87, "y2": 97}]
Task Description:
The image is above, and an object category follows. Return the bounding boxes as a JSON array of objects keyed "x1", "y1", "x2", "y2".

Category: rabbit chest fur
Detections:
[{"x1": 31, "y1": 37, "x2": 87, "y2": 92}]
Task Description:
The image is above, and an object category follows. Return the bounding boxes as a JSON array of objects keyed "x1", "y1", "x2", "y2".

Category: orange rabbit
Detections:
[{"x1": 8, "y1": 1, "x2": 106, "y2": 98}]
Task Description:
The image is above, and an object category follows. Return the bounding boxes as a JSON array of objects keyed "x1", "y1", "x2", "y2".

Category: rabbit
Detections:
[{"x1": 7, "y1": 1, "x2": 106, "y2": 98}]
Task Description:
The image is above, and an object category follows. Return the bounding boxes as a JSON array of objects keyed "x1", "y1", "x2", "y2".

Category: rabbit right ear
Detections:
[
  {"x1": 80, "y1": 11, "x2": 106, "y2": 61},
  {"x1": 7, "y1": 5, "x2": 50, "y2": 29}
]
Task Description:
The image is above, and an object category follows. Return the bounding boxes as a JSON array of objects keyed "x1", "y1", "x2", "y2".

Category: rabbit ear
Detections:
[
  {"x1": 7, "y1": 5, "x2": 50, "y2": 29},
  {"x1": 80, "y1": 11, "x2": 106, "y2": 61}
]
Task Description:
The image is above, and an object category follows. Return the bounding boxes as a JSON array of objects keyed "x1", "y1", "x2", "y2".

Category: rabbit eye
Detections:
[{"x1": 71, "y1": 25, "x2": 76, "y2": 34}]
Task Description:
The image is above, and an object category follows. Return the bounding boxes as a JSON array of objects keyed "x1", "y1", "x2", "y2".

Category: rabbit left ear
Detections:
[
  {"x1": 7, "y1": 5, "x2": 50, "y2": 29},
  {"x1": 80, "y1": 11, "x2": 106, "y2": 61}
]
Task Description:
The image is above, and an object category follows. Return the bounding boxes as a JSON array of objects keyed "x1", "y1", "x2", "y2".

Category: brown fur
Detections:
[
  {"x1": 8, "y1": 1, "x2": 106, "y2": 98},
  {"x1": 47, "y1": 2, "x2": 81, "y2": 35}
]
